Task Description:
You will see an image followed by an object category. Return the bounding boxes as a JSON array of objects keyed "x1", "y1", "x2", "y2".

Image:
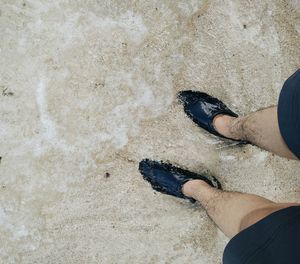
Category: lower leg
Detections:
[
  {"x1": 182, "y1": 180, "x2": 299, "y2": 238},
  {"x1": 213, "y1": 106, "x2": 298, "y2": 160}
]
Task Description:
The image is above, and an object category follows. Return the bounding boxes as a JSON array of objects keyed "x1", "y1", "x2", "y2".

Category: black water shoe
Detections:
[
  {"x1": 139, "y1": 159, "x2": 222, "y2": 203},
  {"x1": 178, "y1": 90, "x2": 244, "y2": 142}
]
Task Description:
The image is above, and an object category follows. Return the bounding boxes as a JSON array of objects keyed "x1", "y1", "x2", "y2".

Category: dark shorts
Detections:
[
  {"x1": 278, "y1": 68, "x2": 300, "y2": 159},
  {"x1": 223, "y1": 206, "x2": 300, "y2": 264}
]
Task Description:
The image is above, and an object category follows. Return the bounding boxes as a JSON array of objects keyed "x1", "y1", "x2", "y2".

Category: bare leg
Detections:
[
  {"x1": 213, "y1": 106, "x2": 298, "y2": 160},
  {"x1": 182, "y1": 180, "x2": 300, "y2": 238}
]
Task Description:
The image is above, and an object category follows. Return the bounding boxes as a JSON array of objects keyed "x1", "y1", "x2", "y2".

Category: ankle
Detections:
[{"x1": 182, "y1": 180, "x2": 211, "y2": 199}]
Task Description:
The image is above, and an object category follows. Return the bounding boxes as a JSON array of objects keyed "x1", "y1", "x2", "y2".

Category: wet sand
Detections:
[{"x1": 0, "y1": 0, "x2": 299, "y2": 263}]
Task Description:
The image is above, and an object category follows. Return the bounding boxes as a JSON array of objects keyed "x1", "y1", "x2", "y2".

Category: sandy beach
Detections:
[{"x1": 0, "y1": 0, "x2": 299, "y2": 263}]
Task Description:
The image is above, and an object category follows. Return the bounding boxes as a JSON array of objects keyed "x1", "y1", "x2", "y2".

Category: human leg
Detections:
[
  {"x1": 182, "y1": 179, "x2": 299, "y2": 238},
  {"x1": 213, "y1": 106, "x2": 298, "y2": 160},
  {"x1": 139, "y1": 159, "x2": 299, "y2": 239}
]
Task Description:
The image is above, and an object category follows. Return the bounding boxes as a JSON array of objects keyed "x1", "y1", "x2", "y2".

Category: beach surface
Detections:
[{"x1": 0, "y1": 0, "x2": 299, "y2": 263}]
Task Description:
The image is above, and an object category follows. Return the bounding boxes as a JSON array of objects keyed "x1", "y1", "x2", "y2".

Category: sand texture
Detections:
[{"x1": 0, "y1": 0, "x2": 300, "y2": 263}]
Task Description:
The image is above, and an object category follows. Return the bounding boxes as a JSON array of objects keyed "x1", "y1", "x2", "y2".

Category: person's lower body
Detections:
[
  {"x1": 182, "y1": 180, "x2": 299, "y2": 238},
  {"x1": 139, "y1": 159, "x2": 300, "y2": 264},
  {"x1": 139, "y1": 69, "x2": 300, "y2": 263},
  {"x1": 182, "y1": 180, "x2": 300, "y2": 263},
  {"x1": 178, "y1": 69, "x2": 300, "y2": 160}
]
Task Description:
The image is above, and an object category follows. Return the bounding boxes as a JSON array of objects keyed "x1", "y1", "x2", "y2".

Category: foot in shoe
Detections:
[
  {"x1": 138, "y1": 159, "x2": 222, "y2": 203},
  {"x1": 178, "y1": 90, "x2": 244, "y2": 142},
  {"x1": 213, "y1": 114, "x2": 240, "y2": 140}
]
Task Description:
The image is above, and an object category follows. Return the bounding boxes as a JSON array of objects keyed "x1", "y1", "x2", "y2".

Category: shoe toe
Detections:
[
  {"x1": 178, "y1": 90, "x2": 197, "y2": 104},
  {"x1": 178, "y1": 90, "x2": 208, "y2": 105},
  {"x1": 139, "y1": 159, "x2": 166, "y2": 184},
  {"x1": 139, "y1": 159, "x2": 179, "y2": 193},
  {"x1": 139, "y1": 159, "x2": 154, "y2": 179}
]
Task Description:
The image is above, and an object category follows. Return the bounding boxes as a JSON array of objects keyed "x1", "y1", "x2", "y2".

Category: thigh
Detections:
[{"x1": 239, "y1": 203, "x2": 300, "y2": 232}]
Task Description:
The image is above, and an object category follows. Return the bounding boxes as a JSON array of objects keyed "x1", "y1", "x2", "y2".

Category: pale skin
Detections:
[{"x1": 182, "y1": 106, "x2": 299, "y2": 239}]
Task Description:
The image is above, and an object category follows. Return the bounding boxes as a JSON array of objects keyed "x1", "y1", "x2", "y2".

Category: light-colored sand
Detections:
[{"x1": 0, "y1": 0, "x2": 299, "y2": 263}]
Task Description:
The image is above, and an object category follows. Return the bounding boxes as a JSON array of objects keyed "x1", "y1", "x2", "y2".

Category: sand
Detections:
[{"x1": 0, "y1": 0, "x2": 299, "y2": 263}]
